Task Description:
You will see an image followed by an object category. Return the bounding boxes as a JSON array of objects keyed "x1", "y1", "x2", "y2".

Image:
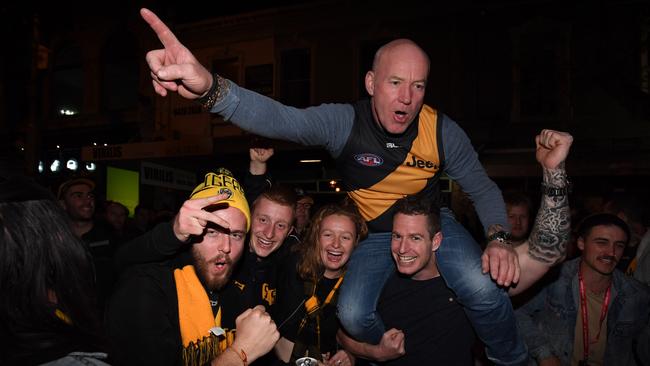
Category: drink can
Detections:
[{"x1": 295, "y1": 356, "x2": 318, "y2": 366}]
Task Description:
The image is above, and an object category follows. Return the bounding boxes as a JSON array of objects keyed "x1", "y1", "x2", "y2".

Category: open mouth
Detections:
[
  {"x1": 212, "y1": 258, "x2": 229, "y2": 273},
  {"x1": 598, "y1": 256, "x2": 616, "y2": 265},
  {"x1": 397, "y1": 255, "x2": 417, "y2": 264},
  {"x1": 326, "y1": 250, "x2": 344, "y2": 263},
  {"x1": 394, "y1": 111, "x2": 408, "y2": 122},
  {"x1": 256, "y1": 238, "x2": 275, "y2": 250}
]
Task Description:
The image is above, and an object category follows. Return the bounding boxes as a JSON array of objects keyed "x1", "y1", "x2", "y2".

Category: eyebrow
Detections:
[
  {"x1": 393, "y1": 231, "x2": 425, "y2": 237},
  {"x1": 206, "y1": 224, "x2": 246, "y2": 235},
  {"x1": 592, "y1": 236, "x2": 626, "y2": 243},
  {"x1": 71, "y1": 190, "x2": 93, "y2": 195},
  {"x1": 205, "y1": 222, "x2": 229, "y2": 231}
]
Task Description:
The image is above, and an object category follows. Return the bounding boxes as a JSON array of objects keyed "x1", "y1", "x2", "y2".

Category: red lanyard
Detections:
[{"x1": 578, "y1": 265, "x2": 611, "y2": 362}]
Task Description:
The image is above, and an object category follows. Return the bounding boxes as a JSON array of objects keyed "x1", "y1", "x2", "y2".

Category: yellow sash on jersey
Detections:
[{"x1": 349, "y1": 105, "x2": 441, "y2": 223}]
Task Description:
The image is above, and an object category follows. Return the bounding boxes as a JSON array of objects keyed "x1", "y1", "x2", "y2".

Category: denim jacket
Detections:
[
  {"x1": 40, "y1": 352, "x2": 111, "y2": 366},
  {"x1": 515, "y1": 258, "x2": 650, "y2": 365}
]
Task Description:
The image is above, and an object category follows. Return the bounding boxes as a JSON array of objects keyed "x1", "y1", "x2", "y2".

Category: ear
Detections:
[
  {"x1": 431, "y1": 231, "x2": 443, "y2": 252},
  {"x1": 59, "y1": 199, "x2": 66, "y2": 210},
  {"x1": 577, "y1": 237, "x2": 585, "y2": 251},
  {"x1": 365, "y1": 71, "x2": 375, "y2": 96}
]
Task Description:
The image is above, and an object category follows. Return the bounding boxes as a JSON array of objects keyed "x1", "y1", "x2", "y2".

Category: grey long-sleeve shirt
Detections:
[{"x1": 211, "y1": 79, "x2": 508, "y2": 233}]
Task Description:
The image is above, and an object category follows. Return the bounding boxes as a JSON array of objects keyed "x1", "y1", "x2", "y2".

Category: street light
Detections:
[
  {"x1": 50, "y1": 159, "x2": 61, "y2": 172},
  {"x1": 66, "y1": 158, "x2": 78, "y2": 171}
]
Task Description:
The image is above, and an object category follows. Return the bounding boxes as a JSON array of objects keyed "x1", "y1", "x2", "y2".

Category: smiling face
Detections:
[
  {"x1": 578, "y1": 224, "x2": 627, "y2": 277},
  {"x1": 61, "y1": 183, "x2": 95, "y2": 221},
  {"x1": 391, "y1": 213, "x2": 442, "y2": 280},
  {"x1": 365, "y1": 39, "x2": 430, "y2": 134},
  {"x1": 249, "y1": 197, "x2": 294, "y2": 258},
  {"x1": 192, "y1": 206, "x2": 247, "y2": 291},
  {"x1": 319, "y1": 214, "x2": 357, "y2": 279}
]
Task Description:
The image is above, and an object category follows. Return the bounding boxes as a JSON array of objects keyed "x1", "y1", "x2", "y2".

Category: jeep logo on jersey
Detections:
[
  {"x1": 354, "y1": 153, "x2": 384, "y2": 167},
  {"x1": 219, "y1": 188, "x2": 233, "y2": 199},
  {"x1": 405, "y1": 155, "x2": 439, "y2": 169}
]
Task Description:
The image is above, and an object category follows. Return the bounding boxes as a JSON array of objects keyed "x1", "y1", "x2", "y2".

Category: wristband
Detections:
[
  {"x1": 227, "y1": 346, "x2": 248, "y2": 366},
  {"x1": 541, "y1": 181, "x2": 572, "y2": 197},
  {"x1": 197, "y1": 74, "x2": 227, "y2": 110},
  {"x1": 487, "y1": 231, "x2": 511, "y2": 244}
]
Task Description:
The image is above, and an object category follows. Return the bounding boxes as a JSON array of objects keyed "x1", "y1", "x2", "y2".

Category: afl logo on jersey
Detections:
[
  {"x1": 218, "y1": 188, "x2": 233, "y2": 199},
  {"x1": 354, "y1": 153, "x2": 384, "y2": 167}
]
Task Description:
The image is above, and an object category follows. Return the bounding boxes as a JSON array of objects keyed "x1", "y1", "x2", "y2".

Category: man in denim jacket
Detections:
[{"x1": 516, "y1": 213, "x2": 650, "y2": 365}]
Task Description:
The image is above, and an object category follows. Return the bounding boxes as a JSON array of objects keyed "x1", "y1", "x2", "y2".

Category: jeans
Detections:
[
  {"x1": 337, "y1": 231, "x2": 394, "y2": 342},
  {"x1": 337, "y1": 208, "x2": 528, "y2": 366}
]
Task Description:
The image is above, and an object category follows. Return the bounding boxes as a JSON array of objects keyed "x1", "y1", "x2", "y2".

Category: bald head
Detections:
[
  {"x1": 372, "y1": 39, "x2": 430, "y2": 75},
  {"x1": 365, "y1": 39, "x2": 430, "y2": 134}
]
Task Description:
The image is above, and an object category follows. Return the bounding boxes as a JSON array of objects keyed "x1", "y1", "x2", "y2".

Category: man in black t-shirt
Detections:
[
  {"x1": 338, "y1": 130, "x2": 573, "y2": 364},
  {"x1": 58, "y1": 177, "x2": 116, "y2": 316},
  {"x1": 338, "y1": 196, "x2": 475, "y2": 365}
]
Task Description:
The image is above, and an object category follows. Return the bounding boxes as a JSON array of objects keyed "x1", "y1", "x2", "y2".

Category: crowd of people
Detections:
[{"x1": 1, "y1": 7, "x2": 649, "y2": 366}]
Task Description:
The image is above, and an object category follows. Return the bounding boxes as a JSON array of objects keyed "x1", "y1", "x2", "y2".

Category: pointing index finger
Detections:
[{"x1": 140, "y1": 8, "x2": 180, "y2": 48}]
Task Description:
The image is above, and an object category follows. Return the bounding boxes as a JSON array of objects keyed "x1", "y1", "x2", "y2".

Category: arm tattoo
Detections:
[{"x1": 528, "y1": 164, "x2": 570, "y2": 265}]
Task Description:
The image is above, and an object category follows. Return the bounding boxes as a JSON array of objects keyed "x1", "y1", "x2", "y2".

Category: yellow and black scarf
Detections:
[
  {"x1": 290, "y1": 275, "x2": 344, "y2": 363},
  {"x1": 174, "y1": 265, "x2": 226, "y2": 366}
]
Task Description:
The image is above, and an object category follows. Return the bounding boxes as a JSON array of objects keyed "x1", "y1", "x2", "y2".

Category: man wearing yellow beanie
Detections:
[{"x1": 108, "y1": 169, "x2": 279, "y2": 366}]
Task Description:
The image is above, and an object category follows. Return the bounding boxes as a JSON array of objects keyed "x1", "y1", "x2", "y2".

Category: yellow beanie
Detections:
[{"x1": 190, "y1": 168, "x2": 250, "y2": 232}]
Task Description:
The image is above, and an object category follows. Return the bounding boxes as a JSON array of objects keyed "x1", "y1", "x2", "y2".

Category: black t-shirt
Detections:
[{"x1": 377, "y1": 274, "x2": 475, "y2": 366}]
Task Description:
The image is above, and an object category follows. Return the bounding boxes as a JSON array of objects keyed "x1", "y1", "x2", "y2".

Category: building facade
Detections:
[{"x1": 2, "y1": 0, "x2": 648, "y2": 213}]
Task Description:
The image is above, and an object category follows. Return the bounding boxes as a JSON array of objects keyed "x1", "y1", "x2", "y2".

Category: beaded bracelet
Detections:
[{"x1": 197, "y1": 74, "x2": 228, "y2": 110}]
